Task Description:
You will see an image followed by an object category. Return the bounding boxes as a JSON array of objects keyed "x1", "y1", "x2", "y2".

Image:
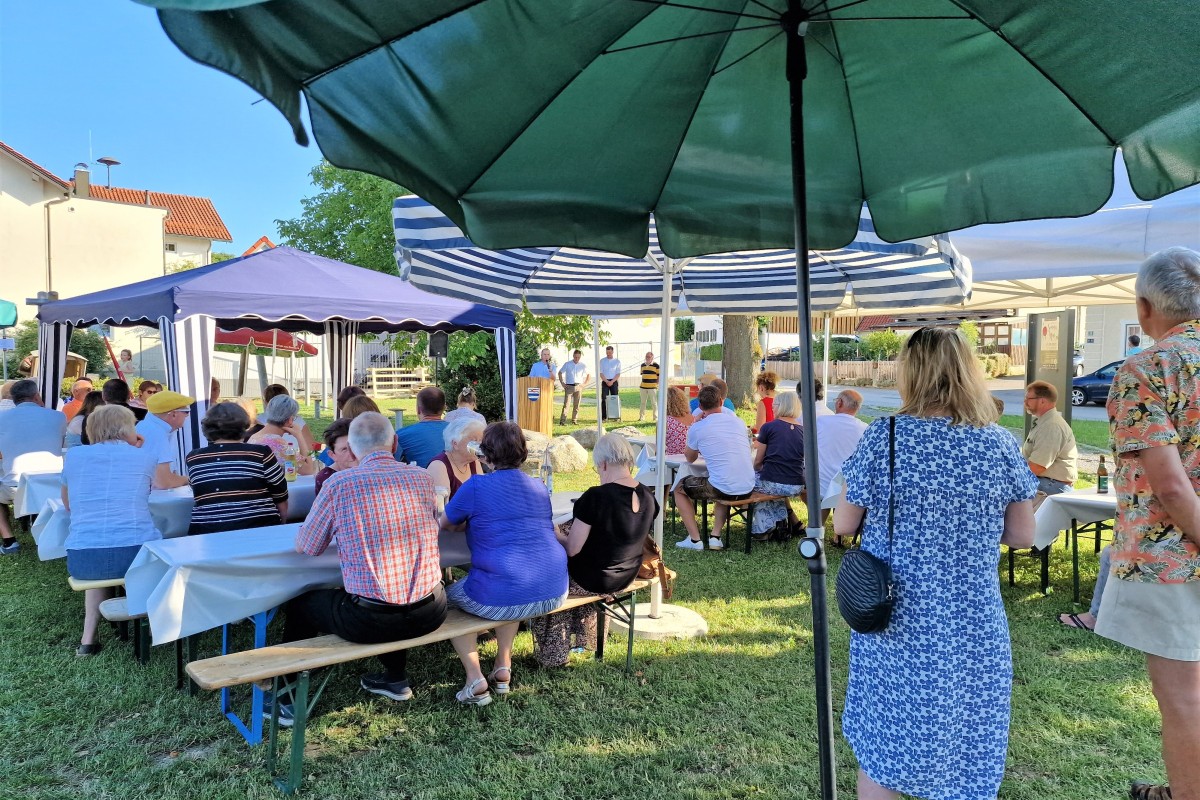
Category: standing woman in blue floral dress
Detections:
[{"x1": 835, "y1": 326, "x2": 1038, "y2": 800}]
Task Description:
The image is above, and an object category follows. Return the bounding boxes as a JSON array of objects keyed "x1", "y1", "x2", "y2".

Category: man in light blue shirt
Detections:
[
  {"x1": 0, "y1": 379, "x2": 67, "y2": 553},
  {"x1": 529, "y1": 348, "x2": 556, "y2": 380},
  {"x1": 395, "y1": 386, "x2": 447, "y2": 468},
  {"x1": 135, "y1": 390, "x2": 193, "y2": 489}
]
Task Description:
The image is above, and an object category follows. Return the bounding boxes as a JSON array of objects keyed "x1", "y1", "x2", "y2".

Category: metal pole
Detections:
[
  {"x1": 785, "y1": 6, "x2": 837, "y2": 799},
  {"x1": 592, "y1": 317, "x2": 603, "y2": 441},
  {"x1": 822, "y1": 314, "x2": 831, "y2": 392},
  {"x1": 650, "y1": 263, "x2": 673, "y2": 617}
]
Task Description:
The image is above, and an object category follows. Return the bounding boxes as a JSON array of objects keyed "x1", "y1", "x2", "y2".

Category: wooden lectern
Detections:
[{"x1": 518, "y1": 377, "x2": 555, "y2": 435}]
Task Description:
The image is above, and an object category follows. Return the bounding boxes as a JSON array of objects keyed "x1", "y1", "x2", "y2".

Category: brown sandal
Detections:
[{"x1": 1130, "y1": 782, "x2": 1172, "y2": 800}]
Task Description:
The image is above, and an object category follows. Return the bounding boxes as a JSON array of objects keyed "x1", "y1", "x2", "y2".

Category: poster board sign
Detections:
[{"x1": 1025, "y1": 309, "x2": 1075, "y2": 436}]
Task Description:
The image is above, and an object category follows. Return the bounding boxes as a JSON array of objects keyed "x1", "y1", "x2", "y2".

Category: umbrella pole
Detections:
[
  {"x1": 786, "y1": 8, "x2": 838, "y2": 799},
  {"x1": 593, "y1": 317, "x2": 603, "y2": 440}
]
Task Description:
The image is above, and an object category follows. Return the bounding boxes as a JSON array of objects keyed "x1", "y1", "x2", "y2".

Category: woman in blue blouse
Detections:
[
  {"x1": 62, "y1": 405, "x2": 161, "y2": 656},
  {"x1": 440, "y1": 421, "x2": 567, "y2": 706}
]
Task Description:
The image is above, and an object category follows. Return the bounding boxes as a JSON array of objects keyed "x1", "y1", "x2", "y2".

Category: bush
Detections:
[
  {"x1": 991, "y1": 352, "x2": 1011, "y2": 377},
  {"x1": 861, "y1": 330, "x2": 904, "y2": 361},
  {"x1": 699, "y1": 343, "x2": 724, "y2": 361},
  {"x1": 436, "y1": 331, "x2": 505, "y2": 422},
  {"x1": 813, "y1": 339, "x2": 863, "y2": 362},
  {"x1": 959, "y1": 321, "x2": 980, "y2": 350}
]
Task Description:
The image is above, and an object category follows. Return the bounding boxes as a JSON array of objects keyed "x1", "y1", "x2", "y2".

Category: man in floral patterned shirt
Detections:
[{"x1": 1099, "y1": 247, "x2": 1200, "y2": 800}]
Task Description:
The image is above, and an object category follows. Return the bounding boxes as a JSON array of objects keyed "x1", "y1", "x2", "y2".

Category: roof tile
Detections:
[{"x1": 88, "y1": 185, "x2": 233, "y2": 242}]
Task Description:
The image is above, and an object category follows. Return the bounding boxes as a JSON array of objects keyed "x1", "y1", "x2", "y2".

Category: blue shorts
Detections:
[{"x1": 66, "y1": 545, "x2": 143, "y2": 581}]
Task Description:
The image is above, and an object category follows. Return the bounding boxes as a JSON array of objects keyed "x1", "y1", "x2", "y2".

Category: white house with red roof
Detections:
[{"x1": 0, "y1": 140, "x2": 233, "y2": 380}]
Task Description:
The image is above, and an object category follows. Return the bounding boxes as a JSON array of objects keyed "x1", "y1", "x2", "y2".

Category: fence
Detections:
[
  {"x1": 366, "y1": 367, "x2": 432, "y2": 397},
  {"x1": 763, "y1": 359, "x2": 898, "y2": 386}
]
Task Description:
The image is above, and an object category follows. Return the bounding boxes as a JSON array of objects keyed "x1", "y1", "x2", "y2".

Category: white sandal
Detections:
[
  {"x1": 487, "y1": 666, "x2": 511, "y2": 695},
  {"x1": 455, "y1": 677, "x2": 492, "y2": 706}
]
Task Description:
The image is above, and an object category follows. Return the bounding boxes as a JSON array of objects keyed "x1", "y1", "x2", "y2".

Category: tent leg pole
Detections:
[
  {"x1": 593, "y1": 318, "x2": 603, "y2": 439},
  {"x1": 786, "y1": 9, "x2": 837, "y2": 799},
  {"x1": 650, "y1": 264, "x2": 673, "y2": 618}
]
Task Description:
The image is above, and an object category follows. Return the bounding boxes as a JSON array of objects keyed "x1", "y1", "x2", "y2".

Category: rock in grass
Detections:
[
  {"x1": 548, "y1": 435, "x2": 589, "y2": 472},
  {"x1": 569, "y1": 428, "x2": 598, "y2": 449}
]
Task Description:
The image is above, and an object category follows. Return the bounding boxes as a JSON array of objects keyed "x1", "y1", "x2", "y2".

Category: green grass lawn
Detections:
[
  {"x1": 0, "y1": 399, "x2": 1162, "y2": 798},
  {"x1": 1, "y1": 393, "x2": 1146, "y2": 798}
]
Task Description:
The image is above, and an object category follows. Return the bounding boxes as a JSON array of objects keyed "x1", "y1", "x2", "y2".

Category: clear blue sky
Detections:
[{"x1": 0, "y1": 0, "x2": 321, "y2": 255}]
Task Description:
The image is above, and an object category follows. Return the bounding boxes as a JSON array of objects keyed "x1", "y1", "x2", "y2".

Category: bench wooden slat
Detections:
[
  {"x1": 715, "y1": 492, "x2": 788, "y2": 507},
  {"x1": 187, "y1": 578, "x2": 655, "y2": 691},
  {"x1": 68, "y1": 576, "x2": 125, "y2": 591},
  {"x1": 99, "y1": 597, "x2": 145, "y2": 623}
]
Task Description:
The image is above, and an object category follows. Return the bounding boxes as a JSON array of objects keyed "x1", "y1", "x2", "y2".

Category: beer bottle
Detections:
[{"x1": 1097, "y1": 455, "x2": 1109, "y2": 494}]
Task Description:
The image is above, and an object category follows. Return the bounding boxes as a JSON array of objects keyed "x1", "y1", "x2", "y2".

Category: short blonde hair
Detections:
[
  {"x1": 341, "y1": 394, "x2": 381, "y2": 419},
  {"x1": 86, "y1": 404, "x2": 137, "y2": 444},
  {"x1": 773, "y1": 390, "x2": 800, "y2": 418},
  {"x1": 897, "y1": 327, "x2": 997, "y2": 427}
]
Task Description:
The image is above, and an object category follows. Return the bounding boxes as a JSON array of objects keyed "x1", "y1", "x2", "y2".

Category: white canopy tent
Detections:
[{"x1": 938, "y1": 156, "x2": 1200, "y2": 309}]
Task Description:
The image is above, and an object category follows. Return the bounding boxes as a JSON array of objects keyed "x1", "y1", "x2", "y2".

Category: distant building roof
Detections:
[
  {"x1": 0, "y1": 140, "x2": 71, "y2": 189},
  {"x1": 88, "y1": 185, "x2": 233, "y2": 242},
  {"x1": 242, "y1": 236, "x2": 276, "y2": 256}
]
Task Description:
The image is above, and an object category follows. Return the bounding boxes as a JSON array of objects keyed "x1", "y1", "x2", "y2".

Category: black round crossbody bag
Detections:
[{"x1": 835, "y1": 416, "x2": 896, "y2": 634}]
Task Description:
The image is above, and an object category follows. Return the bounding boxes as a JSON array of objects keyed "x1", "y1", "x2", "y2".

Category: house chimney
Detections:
[{"x1": 73, "y1": 163, "x2": 90, "y2": 197}]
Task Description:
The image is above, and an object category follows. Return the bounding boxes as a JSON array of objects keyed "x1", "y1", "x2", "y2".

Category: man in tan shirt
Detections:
[{"x1": 1021, "y1": 380, "x2": 1077, "y2": 506}]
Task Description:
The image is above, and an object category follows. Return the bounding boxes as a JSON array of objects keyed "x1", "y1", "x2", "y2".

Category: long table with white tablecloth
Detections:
[
  {"x1": 31, "y1": 474, "x2": 317, "y2": 560},
  {"x1": 1033, "y1": 489, "x2": 1118, "y2": 550},
  {"x1": 125, "y1": 523, "x2": 474, "y2": 645}
]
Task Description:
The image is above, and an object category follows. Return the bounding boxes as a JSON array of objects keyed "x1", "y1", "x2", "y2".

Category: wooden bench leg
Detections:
[
  {"x1": 136, "y1": 618, "x2": 150, "y2": 666},
  {"x1": 594, "y1": 604, "x2": 606, "y2": 661}
]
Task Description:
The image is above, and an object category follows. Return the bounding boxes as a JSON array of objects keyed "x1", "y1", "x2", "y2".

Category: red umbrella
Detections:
[{"x1": 215, "y1": 328, "x2": 317, "y2": 356}]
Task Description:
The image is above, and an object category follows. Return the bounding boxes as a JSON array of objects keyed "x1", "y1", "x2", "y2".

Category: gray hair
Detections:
[
  {"x1": 443, "y1": 415, "x2": 485, "y2": 451},
  {"x1": 265, "y1": 393, "x2": 300, "y2": 425},
  {"x1": 592, "y1": 433, "x2": 636, "y2": 469},
  {"x1": 773, "y1": 390, "x2": 800, "y2": 418},
  {"x1": 1136, "y1": 247, "x2": 1200, "y2": 321},
  {"x1": 347, "y1": 411, "x2": 395, "y2": 457},
  {"x1": 10, "y1": 379, "x2": 39, "y2": 405}
]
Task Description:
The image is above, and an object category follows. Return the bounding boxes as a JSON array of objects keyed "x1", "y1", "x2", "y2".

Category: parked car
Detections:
[
  {"x1": 1071, "y1": 360, "x2": 1123, "y2": 406},
  {"x1": 1073, "y1": 349, "x2": 1086, "y2": 376}
]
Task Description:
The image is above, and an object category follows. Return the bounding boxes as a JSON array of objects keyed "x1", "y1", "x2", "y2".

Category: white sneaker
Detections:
[
  {"x1": 707, "y1": 537, "x2": 725, "y2": 550},
  {"x1": 675, "y1": 538, "x2": 703, "y2": 550}
]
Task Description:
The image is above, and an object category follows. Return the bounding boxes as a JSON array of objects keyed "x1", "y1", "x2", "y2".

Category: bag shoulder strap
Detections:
[{"x1": 886, "y1": 415, "x2": 896, "y2": 556}]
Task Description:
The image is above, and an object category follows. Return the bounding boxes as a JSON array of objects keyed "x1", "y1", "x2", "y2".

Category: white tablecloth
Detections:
[
  {"x1": 551, "y1": 491, "x2": 584, "y2": 526},
  {"x1": 31, "y1": 474, "x2": 318, "y2": 561},
  {"x1": 125, "y1": 523, "x2": 474, "y2": 645},
  {"x1": 1033, "y1": 489, "x2": 1118, "y2": 549},
  {"x1": 14, "y1": 472, "x2": 63, "y2": 518}
]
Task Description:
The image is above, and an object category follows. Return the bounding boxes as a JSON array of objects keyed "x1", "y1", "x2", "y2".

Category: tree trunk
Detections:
[{"x1": 723, "y1": 314, "x2": 758, "y2": 409}]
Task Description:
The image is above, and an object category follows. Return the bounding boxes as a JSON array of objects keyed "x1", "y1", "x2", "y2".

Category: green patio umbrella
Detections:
[{"x1": 140, "y1": 1, "x2": 1200, "y2": 795}]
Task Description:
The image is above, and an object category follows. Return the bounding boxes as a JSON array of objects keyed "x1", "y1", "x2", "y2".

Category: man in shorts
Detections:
[
  {"x1": 1097, "y1": 247, "x2": 1200, "y2": 800},
  {"x1": 674, "y1": 385, "x2": 754, "y2": 551}
]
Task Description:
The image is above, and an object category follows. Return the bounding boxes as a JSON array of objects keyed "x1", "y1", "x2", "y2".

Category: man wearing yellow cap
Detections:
[{"x1": 136, "y1": 390, "x2": 193, "y2": 489}]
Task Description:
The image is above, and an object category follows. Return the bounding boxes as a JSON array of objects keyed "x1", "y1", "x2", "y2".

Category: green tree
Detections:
[
  {"x1": 6, "y1": 320, "x2": 113, "y2": 380},
  {"x1": 276, "y1": 161, "x2": 408, "y2": 275},
  {"x1": 212, "y1": 251, "x2": 236, "y2": 263},
  {"x1": 674, "y1": 317, "x2": 695, "y2": 342},
  {"x1": 722, "y1": 314, "x2": 758, "y2": 408},
  {"x1": 861, "y1": 330, "x2": 905, "y2": 361},
  {"x1": 515, "y1": 304, "x2": 603, "y2": 375},
  {"x1": 959, "y1": 321, "x2": 980, "y2": 351}
]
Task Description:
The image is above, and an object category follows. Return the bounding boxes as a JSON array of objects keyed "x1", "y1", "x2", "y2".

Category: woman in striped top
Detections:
[{"x1": 186, "y1": 402, "x2": 289, "y2": 535}]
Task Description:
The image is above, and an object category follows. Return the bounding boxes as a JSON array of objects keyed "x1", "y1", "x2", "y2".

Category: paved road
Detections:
[{"x1": 780, "y1": 373, "x2": 1110, "y2": 423}]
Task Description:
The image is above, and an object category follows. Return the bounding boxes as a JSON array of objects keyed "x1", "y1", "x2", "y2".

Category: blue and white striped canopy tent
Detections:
[{"x1": 394, "y1": 195, "x2": 972, "y2": 316}]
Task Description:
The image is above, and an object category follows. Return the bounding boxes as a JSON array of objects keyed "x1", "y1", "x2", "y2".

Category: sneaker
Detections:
[
  {"x1": 675, "y1": 538, "x2": 703, "y2": 550},
  {"x1": 261, "y1": 691, "x2": 295, "y2": 728},
  {"x1": 360, "y1": 672, "x2": 413, "y2": 701},
  {"x1": 707, "y1": 537, "x2": 725, "y2": 550},
  {"x1": 0, "y1": 540, "x2": 19, "y2": 555}
]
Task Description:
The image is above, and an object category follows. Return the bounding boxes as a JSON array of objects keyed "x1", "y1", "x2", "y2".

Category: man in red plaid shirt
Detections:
[{"x1": 274, "y1": 412, "x2": 446, "y2": 722}]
